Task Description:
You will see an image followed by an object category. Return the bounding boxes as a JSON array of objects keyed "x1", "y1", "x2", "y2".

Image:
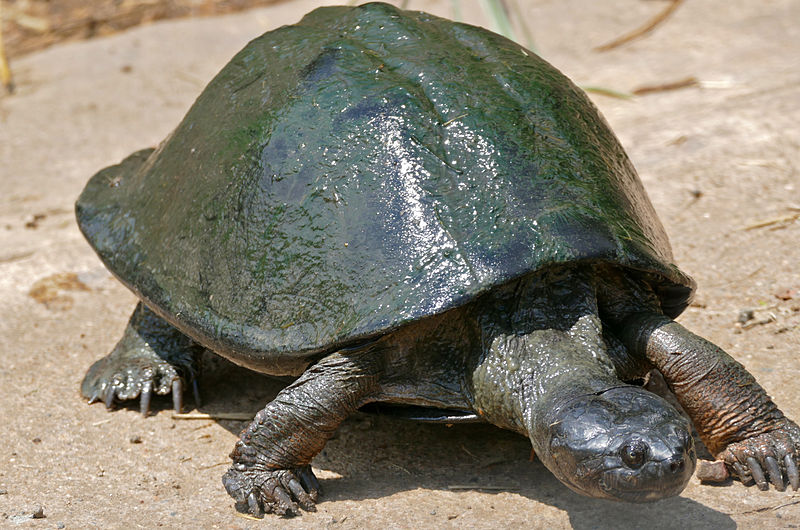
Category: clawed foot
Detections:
[
  {"x1": 82, "y1": 354, "x2": 200, "y2": 415},
  {"x1": 718, "y1": 420, "x2": 800, "y2": 492},
  {"x1": 81, "y1": 302, "x2": 202, "y2": 415},
  {"x1": 223, "y1": 464, "x2": 320, "y2": 517}
]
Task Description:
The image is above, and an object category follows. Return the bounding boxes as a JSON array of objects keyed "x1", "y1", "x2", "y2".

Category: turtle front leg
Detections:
[
  {"x1": 222, "y1": 346, "x2": 382, "y2": 517},
  {"x1": 619, "y1": 314, "x2": 800, "y2": 491},
  {"x1": 81, "y1": 301, "x2": 202, "y2": 415}
]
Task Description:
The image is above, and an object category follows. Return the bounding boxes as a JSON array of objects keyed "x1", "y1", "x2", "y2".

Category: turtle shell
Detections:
[{"x1": 76, "y1": 3, "x2": 694, "y2": 375}]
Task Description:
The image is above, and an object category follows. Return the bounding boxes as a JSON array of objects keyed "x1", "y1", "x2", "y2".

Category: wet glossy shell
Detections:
[{"x1": 76, "y1": 3, "x2": 694, "y2": 375}]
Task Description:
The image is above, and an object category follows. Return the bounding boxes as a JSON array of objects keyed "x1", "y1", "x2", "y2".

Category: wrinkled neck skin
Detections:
[
  {"x1": 464, "y1": 267, "x2": 695, "y2": 502},
  {"x1": 467, "y1": 269, "x2": 621, "y2": 456}
]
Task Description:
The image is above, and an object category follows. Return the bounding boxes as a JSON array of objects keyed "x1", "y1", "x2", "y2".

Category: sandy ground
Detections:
[{"x1": 1, "y1": 0, "x2": 799, "y2": 528}]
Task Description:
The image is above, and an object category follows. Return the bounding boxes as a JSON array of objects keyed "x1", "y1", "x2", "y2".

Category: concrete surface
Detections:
[{"x1": 1, "y1": 0, "x2": 798, "y2": 528}]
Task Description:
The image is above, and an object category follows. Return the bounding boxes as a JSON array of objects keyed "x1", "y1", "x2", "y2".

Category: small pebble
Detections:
[
  {"x1": 737, "y1": 309, "x2": 755, "y2": 324},
  {"x1": 129, "y1": 435, "x2": 142, "y2": 444},
  {"x1": 32, "y1": 505, "x2": 45, "y2": 519}
]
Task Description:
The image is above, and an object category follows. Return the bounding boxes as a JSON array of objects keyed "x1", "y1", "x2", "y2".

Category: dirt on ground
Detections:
[
  {"x1": 1, "y1": 1, "x2": 799, "y2": 528},
  {"x1": 1, "y1": 0, "x2": 290, "y2": 58}
]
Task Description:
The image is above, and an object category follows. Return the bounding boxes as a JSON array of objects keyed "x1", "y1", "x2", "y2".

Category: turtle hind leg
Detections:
[
  {"x1": 222, "y1": 345, "x2": 382, "y2": 517},
  {"x1": 81, "y1": 301, "x2": 202, "y2": 416}
]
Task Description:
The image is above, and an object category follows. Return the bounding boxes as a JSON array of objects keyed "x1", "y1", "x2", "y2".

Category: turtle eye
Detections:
[{"x1": 620, "y1": 440, "x2": 649, "y2": 469}]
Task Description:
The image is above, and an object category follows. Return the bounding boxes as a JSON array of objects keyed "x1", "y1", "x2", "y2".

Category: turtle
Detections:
[{"x1": 76, "y1": 2, "x2": 799, "y2": 517}]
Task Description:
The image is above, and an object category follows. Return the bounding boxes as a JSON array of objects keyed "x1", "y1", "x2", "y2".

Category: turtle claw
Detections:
[
  {"x1": 247, "y1": 492, "x2": 263, "y2": 518},
  {"x1": 719, "y1": 419, "x2": 800, "y2": 492},
  {"x1": 192, "y1": 378, "x2": 202, "y2": 408},
  {"x1": 785, "y1": 454, "x2": 799, "y2": 491},
  {"x1": 764, "y1": 456, "x2": 785, "y2": 491},
  {"x1": 747, "y1": 456, "x2": 768, "y2": 491},
  {"x1": 732, "y1": 462, "x2": 752, "y2": 485},
  {"x1": 82, "y1": 352, "x2": 196, "y2": 416},
  {"x1": 297, "y1": 465, "x2": 322, "y2": 501},
  {"x1": 172, "y1": 379, "x2": 183, "y2": 413},
  {"x1": 104, "y1": 384, "x2": 116, "y2": 410},
  {"x1": 140, "y1": 380, "x2": 153, "y2": 416},
  {"x1": 81, "y1": 303, "x2": 201, "y2": 416},
  {"x1": 271, "y1": 482, "x2": 300, "y2": 515},
  {"x1": 222, "y1": 465, "x2": 319, "y2": 518}
]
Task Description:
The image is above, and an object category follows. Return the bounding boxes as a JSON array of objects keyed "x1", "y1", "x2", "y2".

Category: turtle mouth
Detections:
[{"x1": 596, "y1": 457, "x2": 695, "y2": 502}]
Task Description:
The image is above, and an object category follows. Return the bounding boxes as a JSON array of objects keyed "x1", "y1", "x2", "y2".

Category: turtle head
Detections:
[{"x1": 540, "y1": 386, "x2": 696, "y2": 502}]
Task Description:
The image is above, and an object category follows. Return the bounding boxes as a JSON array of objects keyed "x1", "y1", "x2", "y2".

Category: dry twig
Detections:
[
  {"x1": 447, "y1": 484, "x2": 517, "y2": 491},
  {"x1": 173, "y1": 412, "x2": 254, "y2": 421},
  {"x1": 1, "y1": 0, "x2": 287, "y2": 59},
  {"x1": 632, "y1": 76, "x2": 699, "y2": 95},
  {"x1": 581, "y1": 85, "x2": 634, "y2": 100},
  {"x1": 743, "y1": 212, "x2": 800, "y2": 231},
  {"x1": 199, "y1": 461, "x2": 230, "y2": 470},
  {"x1": 738, "y1": 498, "x2": 800, "y2": 515},
  {"x1": 595, "y1": 0, "x2": 685, "y2": 52},
  {"x1": 0, "y1": 1, "x2": 14, "y2": 93}
]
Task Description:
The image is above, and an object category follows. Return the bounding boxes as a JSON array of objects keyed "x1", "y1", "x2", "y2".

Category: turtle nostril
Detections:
[{"x1": 620, "y1": 440, "x2": 649, "y2": 469}]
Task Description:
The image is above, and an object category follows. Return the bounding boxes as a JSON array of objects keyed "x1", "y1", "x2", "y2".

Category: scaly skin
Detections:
[
  {"x1": 467, "y1": 270, "x2": 695, "y2": 502},
  {"x1": 599, "y1": 265, "x2": 799, "y2": 492},
  {"x1": 617, "y1": 314, "x2": 800, "y2": 492},
  {"x1": 83, "y1": 265, "x2": 799, "y2": 518},
  {"x1": 81, "y1": 302, "x2": 202, "y2": 415},
  {"x1": 222, "y1": 347, "x2": 382, "y2": 516}
]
